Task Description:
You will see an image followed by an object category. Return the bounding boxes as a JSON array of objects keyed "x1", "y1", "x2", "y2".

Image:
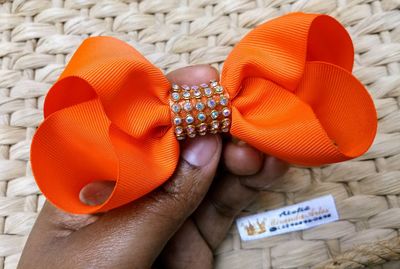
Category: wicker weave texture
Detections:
[{"x1": 0, "y1": 0, "x2": 399, "y2": 269}]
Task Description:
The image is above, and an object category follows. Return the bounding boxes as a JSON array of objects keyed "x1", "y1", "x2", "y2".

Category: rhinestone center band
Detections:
[{"x1": 169, "y1": 80, "x2": 231, "y2": 140}]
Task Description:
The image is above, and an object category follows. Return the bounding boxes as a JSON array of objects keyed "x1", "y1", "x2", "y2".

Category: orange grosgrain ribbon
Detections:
[{"x1": 31, "y1": 13, "x2": 377, "y2": 214}]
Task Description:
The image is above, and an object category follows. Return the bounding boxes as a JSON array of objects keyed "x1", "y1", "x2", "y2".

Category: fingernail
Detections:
[
  {"x1": 232, "y1": 137, "x2": 247, "y2": 147},
  {"x1": 79, "y1": 181, "x2": 115, "y2": 206},
  {"x1": 182, "y1": 135, "x2": 218, "y2": 167},
  {"x1": 264, "y1": 157, "x2": 289, "y2": 179}
]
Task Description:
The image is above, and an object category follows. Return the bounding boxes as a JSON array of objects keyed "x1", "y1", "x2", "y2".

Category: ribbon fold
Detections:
[{"x1": 31, "y1": 13, "x2": 377, "y2": 214}]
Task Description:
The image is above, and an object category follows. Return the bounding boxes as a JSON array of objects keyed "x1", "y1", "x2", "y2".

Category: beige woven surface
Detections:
[{"x1": 0, "y1": 0, "x2": 399, "y2": 268}]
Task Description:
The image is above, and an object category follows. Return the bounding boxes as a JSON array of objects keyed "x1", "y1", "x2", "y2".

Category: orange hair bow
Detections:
[{"x1": 31, "y1": 13, "x2": 377, "y2": 214}]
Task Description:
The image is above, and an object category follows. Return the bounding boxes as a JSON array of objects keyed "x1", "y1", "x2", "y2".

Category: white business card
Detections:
[{"x1": 236, "y1": 195, "x2": 339, "y2": 241}]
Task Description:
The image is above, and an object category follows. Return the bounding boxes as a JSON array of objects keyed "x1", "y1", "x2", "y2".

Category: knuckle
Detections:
[
  {"x1": 162, "y1": 160, "x2": 204, "y2": 210},
  {"x1": 209, "y1": 196, "x2": 241, "y2": 218}
]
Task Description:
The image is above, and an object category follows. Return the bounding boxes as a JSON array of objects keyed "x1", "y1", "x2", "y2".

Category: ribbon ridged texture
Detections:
[{"x1": 31, "y1": 13, "x2": 377, "y2": 214}]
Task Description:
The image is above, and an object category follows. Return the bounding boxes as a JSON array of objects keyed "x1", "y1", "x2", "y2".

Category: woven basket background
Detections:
[{"x1": 0, "y1": 0, "x2": 399, "y2": 268}]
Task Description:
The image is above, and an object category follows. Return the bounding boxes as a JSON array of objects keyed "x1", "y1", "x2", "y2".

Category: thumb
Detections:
[
  {"x1": 21, "y1": 134, "x2": 222, "y2": 269},
  {"x1": 70, "y1": 65, "x2": 222, "y2": 268},
  {"x1": 79, "y1": 135, "x2": 221, "y2": 207},
  {"x1": 70, "y1": 136, "x2": 222, "y2": 269},
  {"x1": 162, "y1": 134, "x2": 222, "y2": 210}
]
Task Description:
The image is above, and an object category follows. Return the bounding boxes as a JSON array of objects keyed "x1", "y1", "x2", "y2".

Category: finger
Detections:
[
  {"x1": 160, "y1": 156, "x2": 288, "y2": 269},
  {"x1": 239, "y1": 156, "x2": 289, "y2": 189},
  {"x1": 61, "y1": 65, "x2": 223, "y2": 268},
  {"x1": 79, "y1": 180, "x2": 115, "y2": 206},
  {"x1": 194, "y1": 156, "x2": 289, "y2": 249},
  {"x1": 18, "y1": 202, "x2": 99, "y2": 268},
  {"x1": 166, "y1": 64, "x2": 219, "y2": 85},
  {"x1": 223, "y1": 139, "x2": 264, "y2": 175},
  {"x1": 157, "y1": 219, "x2": 213, "y2": 269},
  {"x1": 22, "y1": 136, "x2": 222, "y2": 269}
]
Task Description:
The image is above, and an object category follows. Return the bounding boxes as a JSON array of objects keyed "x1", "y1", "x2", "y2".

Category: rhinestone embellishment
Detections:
[
  {"x1": 222, "y1": 107, "x2": 231, "y2": 117},
  {"x1": 195, "y1": 102, "x2": 205, "y2": 111},
  {"x1": 198, "y1": 123, "x2": 207, "y2": 134},
  {"x1": 207, "y1": 99, "x2": 217, "y2": 109},
  {"x1": 186, "y1": 115, "x2": 194, "y2": 124},
  {"x1": 198, "y1": 112, "x2": 206, "y2": 122},
  {"x1": 173, "y1": 117, "x2": 182, "y2": 125},
  {"x1": 171, "y1": 92, "x2": 180, "y2": 101},
  {"x1": 220, "y1": 95, "x2": 228, "y2": 106},
  {"x1": 171, "y1": 103, "x2": 181, "y2": 113},
  {"x1": 204, "y1": 87, "x2": 213, "y2": 97},
  {"x1": 193, "y1": 86, "x2": 202, "y2": 98},
  {"x1": 182, "y1": 91, "x2": 191, "y2": 99},
  {"x1": 169, "y1": 80, "x2": 231, "y2": 139},
  {"x1": 210, "y1": 110, "x2": 219, "y2": 120},
  {"x1": 183, "y1": 102, "x2": 192, "y2": 112},
  {"x1": 172, "y1": 84, "x2": 180, "y2": 91},
  {"x1": 175, "y1": 126, "x2": 184, "y2": 135},
  {"x1": 215, "y1": 85, "x2": 224, "y2": 93}
]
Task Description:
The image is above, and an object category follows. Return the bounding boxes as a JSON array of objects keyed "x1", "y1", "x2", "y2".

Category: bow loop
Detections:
[
  {"x1": 31, "y1": 37, "x2": 179, "y2": 214},
  {"x1": 222, "y1": 13, "x2": 354, "y2": 96},
  {"x1": 222, "y1": 13, "x2": 376, "y2": 165},
  {"x1": 46, "y1": 36, "x2": 172, "y2": 138}
]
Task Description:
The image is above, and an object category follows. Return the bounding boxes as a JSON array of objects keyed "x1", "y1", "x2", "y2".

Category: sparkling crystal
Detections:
[
  {"x1": 215, "y1": 85, "x2": 223, "y2": 93},
  {"x1": 171, "y1": 92, "x2": 180, "y2": 101},
  {"x1": 210, "y1": 80, "x2": 218, "y2": 87},
  {"x1": 172, "y1": 84, "x2": 180, "y2": 91},
  {"x1": 207, "y1": 99, "x2": 216, "y2": 109},
  {"x1": 186, "y1": 125, "x2": 195, "y2": 133},
  {"x1": 177, "y1": 135, "x2": 185, "y2": 140},
  {"x1": 222, "y1": 118, "x2": 231, "y2": 127},
  {"x1": 200, "y1": 83, "x2": 208, "y2": 88},
  {"x1": 219, "y1": 95, "x2": 228, "y2": 106},
  {"x1": 191, "y1": 85, "x2": 199, "y2": 91},
  {"x1": 186, "y1": 115, "x2": 194, "y2": 124},
  {"x1": 182, "y1": 91, "x2": 191, "y2": 99},
  {"x1": 183, "y1": 102, "x2": 192, "y2": 112},
  {"x1": 173, "y1": 117, "x2": 182, "y2": 125},
  {"x1": 210, "y1": 110, "x2": 219, "y2": 119},
  {"x1": 195, "y1": 102, "x2": 205, "y2": 111},
  {"x1": 175, "y1": 126, "x2": 184, "y2": 135},
  {"x1": 198, "y1": 123, "x2": 208, "y2": 132},
  {"x1": 182, "y1": 85, "x2": 190, "y2": 91},
  {"x1": 193, "y1": 88, "x2": 202, "y2": 98},
  {"x1": 197, "y1": 112, "x2": 206, "y2": 122},
  {"x1": 211, "y1": 120, "x2": 219, "y2": 129},
  {"x1": 221, "y1": 127, "x2": 230, "y2": 132},
  {"x1": 222, "y1": 107, "x2": 231, "y2": 117},
  {"x1": 171, "y1": 103, "x2": 181, "y2": 113},
  {"x1": 204, "y1": 87, "x2": 213, "y2": 97},
  {"x1": 188, "y1": 133, "x2": 196, "y2": 138}
]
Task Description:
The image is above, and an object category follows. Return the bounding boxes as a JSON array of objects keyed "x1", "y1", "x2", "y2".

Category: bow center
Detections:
[{"x1": 169, "y1": 80, "x2": 232, "y2": 140}]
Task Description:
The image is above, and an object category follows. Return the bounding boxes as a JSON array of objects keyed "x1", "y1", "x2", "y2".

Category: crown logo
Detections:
[{"x1": 243, "y1": 219, "x2": 267, "y2": 236}]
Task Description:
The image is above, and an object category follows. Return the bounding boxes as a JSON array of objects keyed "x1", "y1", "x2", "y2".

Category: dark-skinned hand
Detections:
[{"x1": 18, "y1": 65, "x2": 288, "y2": 269}]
